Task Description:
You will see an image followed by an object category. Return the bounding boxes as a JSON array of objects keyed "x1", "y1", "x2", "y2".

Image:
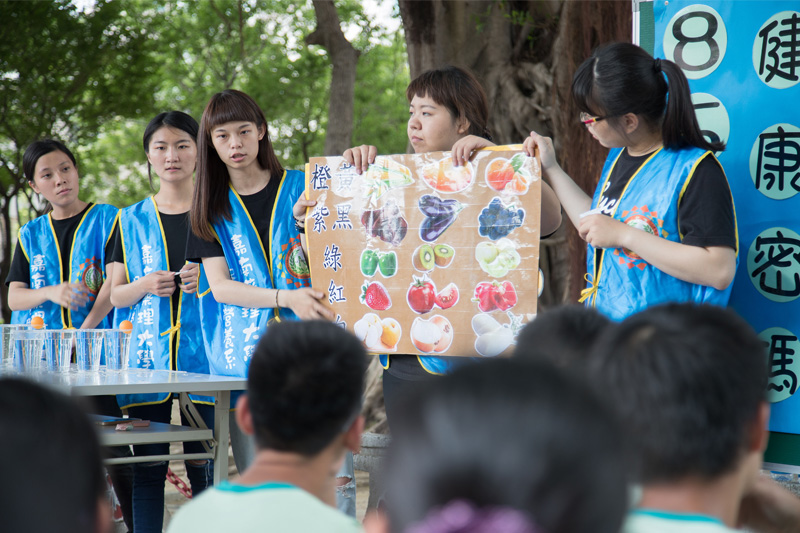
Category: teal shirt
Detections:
[{"x1": 623, "y1": 509, "x2": 738, "y2": 533}]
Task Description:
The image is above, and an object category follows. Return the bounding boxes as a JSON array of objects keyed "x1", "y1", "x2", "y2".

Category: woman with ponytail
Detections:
[{"x1": 524, "y1": 43, "x2": 737, "y2": 320}]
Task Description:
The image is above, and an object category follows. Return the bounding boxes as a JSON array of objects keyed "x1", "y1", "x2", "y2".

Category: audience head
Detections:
[
  {"x1": 590, "y1": 303, "x2": 768, "y2": 485},
  {"x1": 375, "y1": 359, "x2": 628, "y2": 533},
  {"x1": 514, "y1": 304, "x2": 611, "y2": 369},
  {"x1": 239, "y1": 320, "x2": 367, "y2": 456},
  {"x1": 0, "y1": 378, "x2": 109, "y2": 533}
]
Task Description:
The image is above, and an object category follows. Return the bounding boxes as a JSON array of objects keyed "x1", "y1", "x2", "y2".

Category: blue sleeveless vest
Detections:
[
  {"x1": 114, "y1": 197, "x2": 212, "y2": 408},
  {"x1": 198, "y1": 170, "x2": 311, "y2": 379},
  {"x1": 379, "y1": 354, "x2": 458, "y2": 375},
  {"x1": 583, "y1": 147, "x2": 738, "y2": 321},
  {"x1": 13, "y1": 204, "x2": 118, "y2": 329}
]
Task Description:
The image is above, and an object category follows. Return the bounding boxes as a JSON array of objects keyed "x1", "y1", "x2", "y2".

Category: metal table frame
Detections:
[{"x1": 22, "y1": 367, "x2": 247, "y2": 484}]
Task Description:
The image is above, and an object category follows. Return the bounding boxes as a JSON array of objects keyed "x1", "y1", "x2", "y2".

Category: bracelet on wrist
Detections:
[
  {"x1": 294, "y1": 220, "x2": 305, "y2": 234},
  {"x1": 275, "y1": 289, "x2": 281, "y2": 308}
]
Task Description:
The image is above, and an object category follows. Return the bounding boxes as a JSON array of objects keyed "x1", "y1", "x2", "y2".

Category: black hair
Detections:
[
  {"x1": 142, "y1": 111, "x2": 199, "y2": 190},
  {"x1": 23, "y1": 138, "x2": 77, "y2": 182},
  {"x1": 0, "y1": 378, "x2": 106, "y2": 533},
  {"x1": 384, "y1": 359, "x2": 628, "y2": 533},
  {"x1": 407, "y1": 65, "x2": 492, "y2": 141},
  {"x1": 572, "y1": 42, "x2": 724, "y2": 152},
  {"x1": 514, "y1": 304, "x2": 612, "y2": 369},
  {"x1": 246, "y1": 320, "x2": 367, "y2": 456},
  {"x1": 589, "y1": 303, "x2": 767, "y2": 484},
  {"x1": 192, "y1": 89, "x2": 284, "y2": 241}
]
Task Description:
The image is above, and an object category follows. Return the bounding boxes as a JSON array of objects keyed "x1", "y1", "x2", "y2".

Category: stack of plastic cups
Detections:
[
  {"x1": 43, "y1": 329, "x2": 75, "y2": 373},
  {"x1": 104, "y1": 329, "x2": 131, "y2": 372},
  {"x1": 13, "y1": 330, "x2": 46, "y2": 373},
  {"x1": 0, "y1": 324, "x2": 30, "y2": 374},
  {"x1": 75, "y1": 329, "x2": 105, "y2": 373}
]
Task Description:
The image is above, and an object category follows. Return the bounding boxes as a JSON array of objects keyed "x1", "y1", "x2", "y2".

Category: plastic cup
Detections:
[
  {"x1": 75, "y1": 329, "x2": 105, "y2": 372},
  {"x1": 13, "y1": 330, "x2": 45, "y2": 372},
  {"x1": 0, "y1": 324, "x2": 30, "y2": 372},
  {"x1": 103, "y1": 329, "x2": 131, "y2": 372},
  {"x1": 43, "y1": 330, "x2": 75, "y2": 373}
]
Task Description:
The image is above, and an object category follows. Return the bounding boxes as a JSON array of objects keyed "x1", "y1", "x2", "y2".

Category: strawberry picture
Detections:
[
  {"x1": 407, "y1": 276, "x2": 437, "y2": 314},
  {"x1": 361, "y1": 281, "x2": 392, "y2": 311}
]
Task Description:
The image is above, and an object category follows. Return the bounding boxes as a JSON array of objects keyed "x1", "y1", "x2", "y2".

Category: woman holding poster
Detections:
[
  {"x1": 345, "y1": 66, "x2": 562, "y2": 424},
  {"x1": 524, "y1": 43, "x2": 737, "y2": 321},
  {"x1": 186, "y1": 90, "x2": 359, "y2": 515}
]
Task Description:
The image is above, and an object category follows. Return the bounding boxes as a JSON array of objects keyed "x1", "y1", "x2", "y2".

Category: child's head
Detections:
[
  {"x1": 0, "y1": 378, "x2": 108, "y2": 533},
  {"x1": 406, "y1": 66, "x2": 490, "y2": 152},
  {"x1": 192, "y1": 89, "x2": 283, "y2": 240},
  {"x1": 590, "y1": 303, "x2": 768, "y2": 485},
  {"x1": 143, "y1": 111, "x2": 199, "y2": 189},
  {"x1": 23, "y1": 139, "x2": 81, "y2": 210},
  {"x1": 379, "y1": 359, "x2": 627, "y2": 533},
  {"x1": 514, "y1": 304, "x2": 611, "y2": 369},
  {"x1": 241, "y1": 320, "x2": 367, "y2": 456},
  {"x1": 571, "y1": 42, "x2": 722, "y2": 152}
]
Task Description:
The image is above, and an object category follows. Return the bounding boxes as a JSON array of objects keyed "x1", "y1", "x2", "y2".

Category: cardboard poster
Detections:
[{"x1": 304, "y1": 146, "x2": 541, "y2": 357}]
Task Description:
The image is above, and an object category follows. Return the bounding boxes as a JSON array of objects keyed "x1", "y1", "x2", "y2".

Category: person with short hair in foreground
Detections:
[
  {"x1": 591, "y1": 303, "x2": 800, "y2": 533},
  {"x1": 365, "y1": 358, "x2": 628, "y2": 533},
  {"x1": 0, "y1": 378, "x2": 111, "y2": 533},
  {"x1": 167, "y1": 320, "x2": 366, "y2": 533}
]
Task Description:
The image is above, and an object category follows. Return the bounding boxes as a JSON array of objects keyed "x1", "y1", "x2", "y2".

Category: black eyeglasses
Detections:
[{"x1": 580, "y1": 112, "x2": 606, "y2": 125}]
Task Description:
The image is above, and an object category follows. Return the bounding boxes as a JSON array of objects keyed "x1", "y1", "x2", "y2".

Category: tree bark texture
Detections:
[
  {"x1": 307, "y1": 0, "x2": 360, "y2": 156},
  {"x1": 399, "y1": 0, "x2": 631, "y2": 306}
]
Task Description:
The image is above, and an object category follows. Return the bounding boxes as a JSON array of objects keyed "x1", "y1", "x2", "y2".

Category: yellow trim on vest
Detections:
[
  {"x1": 17, "y1": 228, "x2": 30, "y2": 263},
  {"x1": 417, "y1": 355, "x2": 445, "y2": 375},
  {"x1": 589, "y1": 148, "x2": 663, "y2": 308},
  {"x1": 46, "y1": 213, "x2": 69, "y2": 328}
]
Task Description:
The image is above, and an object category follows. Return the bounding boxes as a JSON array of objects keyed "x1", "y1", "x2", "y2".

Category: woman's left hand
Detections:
[
  {"x1": 292, "y1": 197, "x2": 316, "y2": 228},
  {"x1": 178, "y1": 263, "x2": 200, "y2": 294},
  {"x1": 451, "y1": 135, "x2": 495, "y2": 167},
  {"x1": 578, "y1": 214, "x2": 631, "y2": 249}
]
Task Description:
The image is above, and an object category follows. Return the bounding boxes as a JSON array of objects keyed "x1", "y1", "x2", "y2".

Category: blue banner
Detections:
[{"x1": 649, "y1": 1, "x2": 800, "y2": 434}]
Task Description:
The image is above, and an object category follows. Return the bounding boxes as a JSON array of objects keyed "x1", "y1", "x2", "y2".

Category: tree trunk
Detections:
[
  {"x1": 399, "y1": 0, "x2": 631, "y2": 305},
  {"x1": 307, "y1": 0, "x2": 360, "y2": 156}
]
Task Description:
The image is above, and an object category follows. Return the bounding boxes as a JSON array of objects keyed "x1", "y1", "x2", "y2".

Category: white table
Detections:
[{"x1": 19, "y1": 367, "x2": 247, "y2": 484}]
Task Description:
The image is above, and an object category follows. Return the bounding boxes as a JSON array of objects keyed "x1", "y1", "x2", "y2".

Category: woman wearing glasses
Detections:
[{"x1": 524, "y1": 43, "x2": 736, "y2": 320}]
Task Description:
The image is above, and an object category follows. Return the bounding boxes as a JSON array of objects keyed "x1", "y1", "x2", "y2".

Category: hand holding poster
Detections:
[{"x1": 304, "y1": 146, "x2": 541, "y2": 357}]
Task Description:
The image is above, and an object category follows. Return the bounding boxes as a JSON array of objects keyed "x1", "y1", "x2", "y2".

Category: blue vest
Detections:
[
  {"x1": 13, "y1": 204, "x2": 118, "y2": 329},
  {"x1": 114, "y1": 197, "x2": 211, "y2": 408},
  {"x1": 198, "y1": 170, "x2": 311, "y2": 379},
  {"x1": 583, "y1": 147, "x2": 738, "y2": 321},
  {"x1": 379, "y1": 354, "x2": 460, "y2": 375}
]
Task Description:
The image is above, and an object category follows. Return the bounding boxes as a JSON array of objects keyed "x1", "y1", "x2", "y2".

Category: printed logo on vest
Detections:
[
  {"x1": 281, "y1": 236, "x2": 311, "y2": 285},
  {"x1": 613, "y1": 205, "x2": 668, "y2": 270},
  {"x1": 76, "y1": 256, "x2": 104, "y2": 299}
]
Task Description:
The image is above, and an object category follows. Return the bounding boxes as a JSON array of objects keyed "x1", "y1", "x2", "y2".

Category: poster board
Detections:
[
  {"x1": 639, "y1": 0, "x2": 800, "y2": 466},
  {"x1": 304, "y1": 146, "x2": 541, "y2": 357}
]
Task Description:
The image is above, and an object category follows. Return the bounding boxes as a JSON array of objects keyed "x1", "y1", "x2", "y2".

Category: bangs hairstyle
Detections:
[
  {"x1": 406, "y1": 66, "x2": 491, "y2": 140},
  {"x1": 571, "y1": 42, "x2": 723, "y2": 152},
  {"x1": 143, "y1": 111, "x2": 199, "y2": 191},
  {"x1": 191, "y1": 89, "x2": 284, "y2": 241}
]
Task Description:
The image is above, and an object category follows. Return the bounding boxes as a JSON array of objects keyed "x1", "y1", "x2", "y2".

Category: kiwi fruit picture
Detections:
[
  {"x1": 433, "y1": 244, "x2": 455, "y2": 267},
  {"x1": 412, "y1": 244, "x2": 436, "y2": 272}
]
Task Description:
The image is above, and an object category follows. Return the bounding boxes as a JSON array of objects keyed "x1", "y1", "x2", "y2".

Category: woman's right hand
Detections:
[
  {"x1": 281, "y1": 287, "x2": 334, "y2": 320},
  {"x1": 343, "y1": 145, "x2": 377, "y2": 175},
  {"x1": 523, "y1": 131, "x2": 559, "y2": 172},
  {"x1": 49, "y1": 282, "x2": 90, "y2": 311},
  {"x1": 140, "y1": 270, "x2": 177, "y2": 298}
]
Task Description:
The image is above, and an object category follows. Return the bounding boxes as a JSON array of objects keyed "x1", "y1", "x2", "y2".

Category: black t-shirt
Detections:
[
  {"x1": 596, "y1": 149, "x2": 736, "y2": 249},
  {"x1": 185, "y1": 178, "x2": 280, "y2": 263},
  {"x1": 110, "y1": 210, "x2": 190, "y2": 322},
  {"x1": 6, "y1": 203, "x2": 115, "y2": 286}
]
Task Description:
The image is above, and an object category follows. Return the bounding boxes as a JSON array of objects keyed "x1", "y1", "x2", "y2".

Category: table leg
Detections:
[{"x1": 213, "y1": 390, "x2": 231, "y2": 484}]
